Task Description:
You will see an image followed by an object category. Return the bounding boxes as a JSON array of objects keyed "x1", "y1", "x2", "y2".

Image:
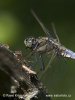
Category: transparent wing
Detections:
[
  {"x1": 24, "y1": 49, "x2": 41, "y2": 71},
  {"x1": 24, "y1": 49, "x2": 55, "y2": 76},
  {"x1": 40, "y1": 50, "x2": 56, "y2": 79},
  {"x1": 31, "y1": 9, "x2": 51, "y2": 39},
  {"x1": 51, "y1": 22, "x2": 60, "y2": 42},
  {"x1": 34, "y1": 52, "x2": 45, "y2": 72}
]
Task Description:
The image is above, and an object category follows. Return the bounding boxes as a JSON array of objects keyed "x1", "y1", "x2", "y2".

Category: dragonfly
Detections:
[{"x1": 24, "y1": 10, "x2": 75, "y2": 72}]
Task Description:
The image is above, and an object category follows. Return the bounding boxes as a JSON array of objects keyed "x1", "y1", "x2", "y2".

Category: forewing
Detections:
[
  {"x1": 51, "y1": 22, "x2": 60, "y2": 42},
  {"x1": 31, "y1": 9, "x2": 52, "y2": 39}
]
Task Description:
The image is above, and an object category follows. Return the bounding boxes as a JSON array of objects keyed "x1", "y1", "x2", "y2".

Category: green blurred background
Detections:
[{"x1": 0, "y1": 0, "x2": 75, "y2": 100}]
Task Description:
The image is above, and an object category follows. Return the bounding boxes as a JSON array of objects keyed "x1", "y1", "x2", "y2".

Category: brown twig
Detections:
[{"x1": 0, "y1": 43, "x2": 51, "y2": 100}]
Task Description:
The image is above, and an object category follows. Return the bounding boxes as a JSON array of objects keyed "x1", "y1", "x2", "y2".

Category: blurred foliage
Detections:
[
  {"x1": 0, "y1": 0, "x2": 75, "y2": 100},
  {"x1": 0, "y1": 12, "x2": 21, "y2": 44}
]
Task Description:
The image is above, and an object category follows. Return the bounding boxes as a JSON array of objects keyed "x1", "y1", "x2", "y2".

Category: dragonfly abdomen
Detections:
[{"x1": 61, "y1": 48, "x2": 75, "y2": 59}]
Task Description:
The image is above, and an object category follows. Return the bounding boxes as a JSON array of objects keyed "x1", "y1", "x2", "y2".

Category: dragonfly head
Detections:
[{"x1": 24, "y1": 37, "x2": 36, "y2": 48}]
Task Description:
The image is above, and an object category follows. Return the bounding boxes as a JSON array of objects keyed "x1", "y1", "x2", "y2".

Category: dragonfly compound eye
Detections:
[{"x1": 24, "y1": 38, "x2": 34, "y2": 48}]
